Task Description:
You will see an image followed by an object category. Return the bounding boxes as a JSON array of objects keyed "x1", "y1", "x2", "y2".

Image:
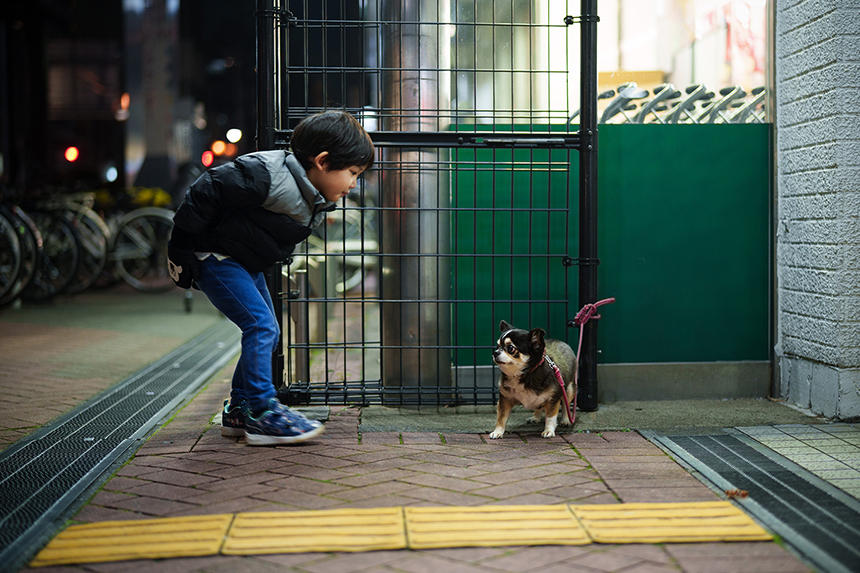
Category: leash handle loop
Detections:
[
  {"x1": 570, "y1": 297, "x2": 616, "y2": 424},
  {"x1": 572, "y1": 297, "x2": 616, "y2": 327}
]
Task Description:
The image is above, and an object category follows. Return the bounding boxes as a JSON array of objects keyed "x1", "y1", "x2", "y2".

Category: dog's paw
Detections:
[
  {"x1": 488, "y1": 428, "x2": 505, "y2": 439},
  {"x1": 541, "y1": 428, "x2": 556, "y2": 438}
]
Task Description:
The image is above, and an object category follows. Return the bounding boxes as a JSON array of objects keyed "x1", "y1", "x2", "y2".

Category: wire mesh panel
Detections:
[{"x1": 263, "y1": 0, "x2": 592, "y2": 406}]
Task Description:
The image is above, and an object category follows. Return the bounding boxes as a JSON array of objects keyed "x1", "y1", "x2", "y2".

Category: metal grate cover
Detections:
[
  {"x1": 0, "y1": 320, "x2": 240, "y2": 570},
  {"x1": 645, "y1": 431, "x2": 860, "y2": 573}
]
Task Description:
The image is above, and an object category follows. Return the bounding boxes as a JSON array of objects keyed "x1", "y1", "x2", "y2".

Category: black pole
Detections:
[
  {"x1": 256, "y1": 0, "x2": 285, "y2": 393},
  {"x1": 256, "y1": 0, "x2": 275, "y2": 152},
  {"x1": 577, "y1": 0, "x2": 600, "y2": 411}
]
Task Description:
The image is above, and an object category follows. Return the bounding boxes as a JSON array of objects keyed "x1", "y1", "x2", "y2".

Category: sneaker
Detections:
[
  {"x1": 221, "y1": 399, "x2": 246, "y2": 437},
  {"x1": 245, "y1": 398, "x2": 324, "y2": 446}
]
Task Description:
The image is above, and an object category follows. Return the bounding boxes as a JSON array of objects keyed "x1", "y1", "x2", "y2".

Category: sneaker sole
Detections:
[
  {"x1": 244, "y1": 424, "x2": 325, "y2": 446},
  {"x1": 221, "y1": 426, "x2": 245, "y2": 437}
]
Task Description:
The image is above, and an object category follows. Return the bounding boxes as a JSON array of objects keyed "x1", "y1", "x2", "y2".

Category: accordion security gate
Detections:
[{"x1": 257, "y1": 0, "x2": 600, "y2": 407}]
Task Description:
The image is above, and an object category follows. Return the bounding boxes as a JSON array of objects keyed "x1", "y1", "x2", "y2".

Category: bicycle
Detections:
[
  {"x1": 599, "y1": 82, "x2": 650, "y2": 123},
  {"x1": 728, "y1": 86, "x2": 766, "y2": 123},
  {"x1": 631, "y1": 84, "x2": 682, "y2": 124},
  {"x1": 0, "y1": 190, "x2": 176, "y2": 306},
  {"x1": 85, "y1": 187, "x2": 176, "y2": 293},
  {"x1": 569, "y1": 82, "x2": 767, "y2": 126},
  {"x1": 664, "y1": 84, "x2": 714, "y2": 124},
  {"x1": 567, "y1": 87, "x2": 617, "y2": 125},
  {"x1": 696, "y1": 85, "x2": 747, "y2": 124},
  {"x1": 108, "y1": 206, "x2": 175, "y2": 293},
  {"x1": 0, "y1": 205, "x2": 43, "y2": 306},
  {"x1": 30, "y1": 192, "x2": 111, "y2": 295},
  {"x1": 19, "y1": 206, "x2": 82, "y2": 302},
  {"x1": 0, "y1": 205, "x2": 21, "y2": 303}
]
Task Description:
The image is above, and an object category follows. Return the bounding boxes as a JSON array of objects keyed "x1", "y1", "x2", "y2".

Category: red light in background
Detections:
[
  {"x1": 201, "y1": 150, "x2": 215, "y2": 167},
  {"x1": 64, "y1": 147, "x2": 80, "y2": 162}
]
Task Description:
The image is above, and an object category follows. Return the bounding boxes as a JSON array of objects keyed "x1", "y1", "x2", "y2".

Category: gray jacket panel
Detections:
[{"x1": 260, "y1": 151, "x2": 334, "y2": 227}]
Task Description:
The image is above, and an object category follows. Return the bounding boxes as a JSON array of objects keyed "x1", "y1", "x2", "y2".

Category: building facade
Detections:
[{"x1": 774, "y1": 0, "x2": 860, "y2": 418}]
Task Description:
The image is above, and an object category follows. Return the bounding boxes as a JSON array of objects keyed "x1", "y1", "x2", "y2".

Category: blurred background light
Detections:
[
  {"x1": 104, "y1": 165, "x2": 118, "y2": 182},
  {"x1": 64, "y1": 146, "x2": 80, "y2": 162}
]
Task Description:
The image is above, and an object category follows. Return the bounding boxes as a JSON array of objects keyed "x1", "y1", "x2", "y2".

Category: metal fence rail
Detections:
[{"x1": 256, "y1": 0, "x2": 600, "y2": 408}]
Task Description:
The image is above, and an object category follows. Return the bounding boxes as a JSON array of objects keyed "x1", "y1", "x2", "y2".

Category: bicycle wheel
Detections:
[
  {"x1": 113, "y1": 207, "x2": 175, "y2": 292},
  {"x1": 63, "y1": 205, "x2": 110, "y2": 294},
  {"x1": 0, "y1": 209, "x2": 22, "y2": 302},
  {"x1": 91, "y1": 213, "x2": 124, "y2": 289},
  {"x1": 0, "y1": 205, "x2": 43, "y2": 306},
  {"x1": 22, "y1": 211, "x2": 80, "y2": 301}
]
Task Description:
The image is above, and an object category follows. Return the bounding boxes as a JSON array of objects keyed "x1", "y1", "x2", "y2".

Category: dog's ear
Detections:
[
  {"x1": 529, "y1": 328, "x2": 546, "y2": 351},
  {"x1": 499, "y1": 320, "x2": 513, "y2": 332}
]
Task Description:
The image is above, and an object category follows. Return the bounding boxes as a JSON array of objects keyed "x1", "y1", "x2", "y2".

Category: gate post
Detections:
[
  {"x1": 379, "y1": 0, "x2": 452, "y2": 404},
  {"x1": 577, "y1": 0, "x2": 600, "y2": 411},
  {"x1": 256, "y1": 0, "x2": 285, "y2": 393}
]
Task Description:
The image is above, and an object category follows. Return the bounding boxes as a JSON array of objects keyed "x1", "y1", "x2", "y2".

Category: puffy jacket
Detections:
[{"x1": 172, "y1": 151, "x2": 335, "y2": 272}]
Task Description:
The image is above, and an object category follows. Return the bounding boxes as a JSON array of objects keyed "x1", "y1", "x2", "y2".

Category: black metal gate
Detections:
[{"x1": 256, "y1": 0, "x2": 600, "y2": 408}]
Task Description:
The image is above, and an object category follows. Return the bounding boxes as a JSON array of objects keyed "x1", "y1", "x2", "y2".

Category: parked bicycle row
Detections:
[
  {"x1": 0, "y1": 189, "x2": 176, "y2": 307},
  {"x1": 569, "y1": 82, "x2": 766, "y2": 125}
]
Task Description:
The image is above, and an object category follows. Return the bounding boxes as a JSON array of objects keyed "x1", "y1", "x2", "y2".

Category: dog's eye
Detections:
[{"x1": 506, "y1": 344, "x2": 517, "y2": 355}]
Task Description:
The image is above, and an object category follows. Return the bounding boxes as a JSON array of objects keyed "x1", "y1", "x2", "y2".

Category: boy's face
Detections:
[{"x1": 306, "y1": 151, "x2": 368, "y2": 203}]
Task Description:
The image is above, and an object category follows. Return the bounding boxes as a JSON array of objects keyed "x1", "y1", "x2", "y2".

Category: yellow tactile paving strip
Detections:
[
  {"x1": 405, "y1": 505, "x2": 590, "y2": 548},
  {"x1": 223, "y1": 507, "x2": 406, "y2": 554},
  {"x1": 30, "y1": 502, "x2": 772, "y2": 567},
  {"x1": 29, "y1": 514, "x2": 234, "y2": 567},
  {"x1": 571, "y1": 501, "x2": 773, "y2": 543}
]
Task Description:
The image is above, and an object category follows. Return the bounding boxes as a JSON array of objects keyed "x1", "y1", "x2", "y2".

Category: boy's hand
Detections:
[{"x1": 167, "y1": 227, "x2": 199, "y2": 289}]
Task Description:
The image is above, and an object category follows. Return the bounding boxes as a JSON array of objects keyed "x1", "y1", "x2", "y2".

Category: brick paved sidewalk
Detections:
[
  {"x1": 1, "y1": 289, "x2": 813, "y2": 572},
  {"x1": 18, "y1": 362, "x2": 811, "y2": 573},
  {"x1": 0, "y1": 287, "x2": 222, "y2": 451}
]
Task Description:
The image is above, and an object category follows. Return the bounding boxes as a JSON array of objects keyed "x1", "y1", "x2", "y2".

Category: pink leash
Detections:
[{"x1": 553, "y1": 297, "x2": 617, "y2": 425}]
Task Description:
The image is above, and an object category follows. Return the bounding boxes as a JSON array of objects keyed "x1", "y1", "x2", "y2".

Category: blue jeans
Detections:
[{"x1": 195, "y1": 256, "x2": 278, "y2": 412}]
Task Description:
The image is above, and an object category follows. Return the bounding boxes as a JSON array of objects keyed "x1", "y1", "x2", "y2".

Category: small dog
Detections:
[{"x1": 489, "y1": 320, "x2": 577, "y2": 438}]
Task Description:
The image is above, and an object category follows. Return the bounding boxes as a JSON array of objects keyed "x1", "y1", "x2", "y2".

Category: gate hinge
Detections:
[
  {"x1": 564, "y1": 15, "x2": 600, "y2": 26},
  {"x1": 259, "y1": 8, "x2": 297, "y2": 27},
  {"x1": 562, "y1": 256, "x2": 601, "y2": 267}
]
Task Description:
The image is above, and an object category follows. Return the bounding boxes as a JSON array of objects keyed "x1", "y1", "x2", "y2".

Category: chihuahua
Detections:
[{"x1": 489, "y1": 320, "x2": 577, "y2": 438}]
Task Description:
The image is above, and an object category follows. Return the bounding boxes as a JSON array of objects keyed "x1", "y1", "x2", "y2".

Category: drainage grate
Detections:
[
  {"x1": 0, "y1": 320, "x2": 240, "y2": 569},
  {"x1": 645, "y1": 431, "x2": 860, "y2": 573}
]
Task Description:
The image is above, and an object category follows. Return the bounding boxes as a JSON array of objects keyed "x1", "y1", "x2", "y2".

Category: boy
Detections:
[{"x1": 167, "y1": 110, "x2": 374, "y2": 445}]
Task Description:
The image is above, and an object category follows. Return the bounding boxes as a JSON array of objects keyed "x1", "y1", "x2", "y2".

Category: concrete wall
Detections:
[{"x1": 774, "y1": 0, "x2": 860, "y2": 419}]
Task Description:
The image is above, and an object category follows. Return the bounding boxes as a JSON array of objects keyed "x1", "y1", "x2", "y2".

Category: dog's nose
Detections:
[{"x1": 492, "y1": 348, "x2": 501, "y2": 357}]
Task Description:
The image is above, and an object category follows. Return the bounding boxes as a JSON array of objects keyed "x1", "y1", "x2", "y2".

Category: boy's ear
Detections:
[{"x1": 310, "y1": 151, "x2": 330, "y2": 171}]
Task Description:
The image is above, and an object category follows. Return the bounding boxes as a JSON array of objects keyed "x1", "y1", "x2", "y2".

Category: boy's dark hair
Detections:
[{"x1": 290, "y1": 111, "x2": 375, "y2": 171}]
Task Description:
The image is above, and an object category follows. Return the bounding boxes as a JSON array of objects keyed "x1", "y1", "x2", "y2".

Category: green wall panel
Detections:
[
  {"x1": 450, "y1": 124, "x2": 770, "y2": 365},
  {"x1": 597, "y1": 124, "x2": 770, "y2": 363}
]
